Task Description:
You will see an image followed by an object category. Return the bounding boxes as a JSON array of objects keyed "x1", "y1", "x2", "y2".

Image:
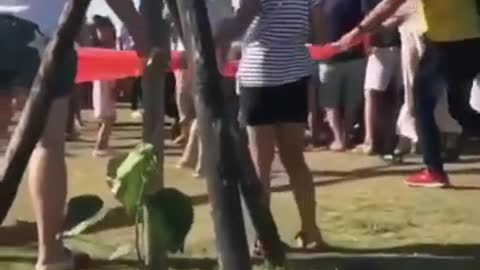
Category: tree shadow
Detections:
[
  {"x1": 1, "y1": 244, "x2": 479, "y2": 270},
  {"x1": 191, "y1": 194, "x2": 209, "y2": 206},
  {"x1": 111, "y1": 144, "x2": 140, "y2": 151},
  {"x1": 334, "y1": 244, "x2": 480, "y2": 256},
  {"x1": 83, "y1": 207, "x2": 135, "y2": 234},
  {"x1": 270, "y1": 166, "x2": 480, "y2": 193},
  {"x1": 113, "y1": 122, "x2": 142, "y2": 128},
  {"x1": 112, "y1": 135, "x2": 142, "y2": 141},
  {"x1": 0, "y1": 221, "x2": 37, "y2": 247}
]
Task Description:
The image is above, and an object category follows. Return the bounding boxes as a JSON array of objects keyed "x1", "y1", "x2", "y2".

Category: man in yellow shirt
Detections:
[{"x1": 337, "y1": 0, "x2": 480, "y2": 188}]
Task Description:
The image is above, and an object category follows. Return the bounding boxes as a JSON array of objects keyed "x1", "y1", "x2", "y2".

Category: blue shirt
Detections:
[{"x1": 316, "y1": 0, "x2": 365, "y2": 62}]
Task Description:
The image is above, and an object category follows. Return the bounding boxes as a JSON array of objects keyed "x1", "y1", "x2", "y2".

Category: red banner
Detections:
[{"x1": 75, "y1": 44, "x2": 342, "y2": 83}]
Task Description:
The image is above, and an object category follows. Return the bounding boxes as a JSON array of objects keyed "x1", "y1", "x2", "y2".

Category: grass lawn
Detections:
[{"x1": 1, "y1": 108, "x2": 480, "y2": 269}]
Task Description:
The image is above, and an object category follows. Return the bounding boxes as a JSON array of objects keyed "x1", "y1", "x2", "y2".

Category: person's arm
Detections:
[
  {"x1": 214, "y1": 0, "x2": 260, "y2": 67},
  {"x1": 337, "y1": 0, "x2": 406, "y2": 48},
  {"x1": 105, "y1": 0, "x2": 148, "y2": 56},
  {"x1": 215, "y1": 0, "x2": 261, "y2": 45},
  {"x1": 382, "y1": 16, "x2": 403, "y2": 28}
]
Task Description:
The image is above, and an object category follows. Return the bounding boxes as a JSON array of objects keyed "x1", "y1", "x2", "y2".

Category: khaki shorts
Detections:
[{"x1": 318, "y1": 58, "x2": 366, "y2": 111}]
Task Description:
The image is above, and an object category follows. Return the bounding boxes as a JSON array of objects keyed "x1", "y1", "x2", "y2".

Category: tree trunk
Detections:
[
  {"x1": 175, "y1": 0, "x2": 252, "y2": 269},
  {"x1": 0, "y1": 0, "x2": 91, "y2": 223},
  {"x1": 140, "y1": 0, "x2": 170, "y2": 268},
  {"x1": 172, "y1": 0, "x2": 286, "y2": 267}
]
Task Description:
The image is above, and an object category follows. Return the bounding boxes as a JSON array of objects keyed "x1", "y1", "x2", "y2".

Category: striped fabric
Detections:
[{"x1": 238, "y1": 0, "x2": 318, "y2": 87}]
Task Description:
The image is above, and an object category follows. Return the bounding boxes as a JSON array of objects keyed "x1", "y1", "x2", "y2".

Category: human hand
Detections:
[{"x1": 336, "y1": 28, "x2": 364, "y2": 51}]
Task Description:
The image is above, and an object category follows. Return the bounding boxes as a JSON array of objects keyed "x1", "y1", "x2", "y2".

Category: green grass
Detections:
[{"x1": 2, "y1": 108, "x2": 480, "y2": 269}]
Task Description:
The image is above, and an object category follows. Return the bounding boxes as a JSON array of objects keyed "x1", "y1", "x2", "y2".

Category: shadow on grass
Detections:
[
  {"x1": 0, "y1": 221, "x2": 37, "y2": 247},
  {"x1": 328, "y1": 244, "x2": 480, "y2": 257},
  {"x1": 83, "y1": 193, "x2": 208, "y2": 232},
  {"x1": 83, "y1": 207, "x2": 135, "y2": 234},
  {"x1": 185, "y1": 165, "x2": 480, "y2": 208},
  {"x1": 270, "y1": 166, "x2": 480, "y2": 193},
  {"x1": 113, "y1": 122, "x2": 142, "y2": 128},
  {"x1": 1, "y1": 244, "x2": 480, "y2": 270}
]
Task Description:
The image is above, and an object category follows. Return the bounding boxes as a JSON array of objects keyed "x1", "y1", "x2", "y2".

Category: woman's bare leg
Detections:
[
  {"x1": 28, "y1": 97, "x2": 70, "y2": 266},
  {"x1": 275, "y1": 123, "x2": 321, "y2": 243},
  {"x1": 247, "y1": 125, "x2": 275, "y2": 205}
]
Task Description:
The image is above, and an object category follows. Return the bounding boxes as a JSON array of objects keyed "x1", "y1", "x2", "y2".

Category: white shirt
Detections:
[{"x1": 0, "y1": 0, "x2": 67, "y2": 36}]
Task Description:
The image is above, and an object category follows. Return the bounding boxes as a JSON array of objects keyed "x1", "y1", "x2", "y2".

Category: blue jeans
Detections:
[{"x1": 414, "y1": 37, "x2": 480, "y2": 172}]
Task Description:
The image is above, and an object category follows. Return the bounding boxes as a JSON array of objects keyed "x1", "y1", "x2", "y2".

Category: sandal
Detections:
[
  {"x1": 351, "y1": 144, "x2": 374, "y2": 156},
  {"x1": 35, "y1": 249, "x2": 91, "y2": 270},
  {"x1": 294, "y1": 231, "x2": 327, "y2": 252}
]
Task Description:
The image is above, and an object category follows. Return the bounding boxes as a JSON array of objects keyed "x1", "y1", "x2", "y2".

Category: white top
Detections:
[
  {"x1": 238, "y1": 0, "x2": 318, "y2": 87},
  {"x1": 0, "y1": 0, "x2": 67, "y2": 36},
  {"x1": 396, "y1": 0, "x2": 425, "y2": 34}
]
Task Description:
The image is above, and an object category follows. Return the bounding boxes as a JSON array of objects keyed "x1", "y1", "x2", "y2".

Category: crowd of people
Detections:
[{"x1": 1, "y1": 0, "x2": 480, "y2": 269}]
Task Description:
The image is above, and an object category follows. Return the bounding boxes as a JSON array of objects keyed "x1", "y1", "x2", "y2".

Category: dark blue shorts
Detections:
[
  {"x1": 239, "y1": 77, "x2": 310, "y2": 126},
  {"x1": 0, "y1": 14, "x2": 76, "y2": 97}
]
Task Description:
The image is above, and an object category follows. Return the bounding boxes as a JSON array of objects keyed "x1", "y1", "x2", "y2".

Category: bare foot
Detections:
[
  {"x1": 352, "y1": 143, "x2": 374, "y2": 155},
  {"x1": 328, "y1": 140, "x2": 346, "y2": 152},
  {"x1": 173, "y1": 135, "x2": 187, "y2": 146},
  {"x1": 176, "y1": 159, "x2": 195, "y2": 169}
]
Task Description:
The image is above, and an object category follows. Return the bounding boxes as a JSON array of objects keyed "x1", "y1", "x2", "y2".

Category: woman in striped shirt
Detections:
[{"x1": 216, "y1": 0, "x2": 325, "y2": 250}]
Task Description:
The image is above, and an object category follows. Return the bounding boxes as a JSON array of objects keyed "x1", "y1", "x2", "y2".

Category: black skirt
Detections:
[{"x1": 239, "y1": 77, "x2": 309, "y2": 126}]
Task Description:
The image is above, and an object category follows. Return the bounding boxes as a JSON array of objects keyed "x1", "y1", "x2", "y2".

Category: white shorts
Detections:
[
  {"x1": 364, "y1": 47, "x2": 402, "y2": 92},
  {"x1": 470, "y1": 74, "x2": 480, "y2": 113}
]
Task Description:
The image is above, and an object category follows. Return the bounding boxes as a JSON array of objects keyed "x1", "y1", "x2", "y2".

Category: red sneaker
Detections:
[{"x1": 404, "y1": 169, "x2": 450, "y2": 188}]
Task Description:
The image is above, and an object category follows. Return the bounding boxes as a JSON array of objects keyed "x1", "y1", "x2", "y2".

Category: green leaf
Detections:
[
  {"x1": 109, "y1": 243, "x2": 134, "y2": 260},
  {"x1": 145, "y1": 188, "x2": 194, "y2": 253},
  {"x1": 107, "y1": 153, "x2": 129, "y2": 180},
  {"x1": 63, "y1": 195, "x2": 105, "y2": 236},
  {"x1": 110, "y1": 144, "x2": 160, "y2": 216}
]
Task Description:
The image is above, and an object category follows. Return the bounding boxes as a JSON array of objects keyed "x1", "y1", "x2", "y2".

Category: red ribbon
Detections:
[{"x1": 75, "y1": 44, "x2": 342, "y2": 83}]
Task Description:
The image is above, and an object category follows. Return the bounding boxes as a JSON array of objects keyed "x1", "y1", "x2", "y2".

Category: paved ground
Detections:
[{"x1": 1, "y1": 108, "x2": 480, "y2": 269}]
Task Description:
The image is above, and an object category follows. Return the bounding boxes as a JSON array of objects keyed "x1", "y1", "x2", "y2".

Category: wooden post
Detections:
[
  {"x1": 139, "y1": 0, "x2": 170, "y2": 268},
  {"x1": 175, "y1": 0, "x2": 252, "y2": 269},
  {"x1": 172, "y1": 0, "x2": 286, "y2": 267},
  {"x1": 0, "y1": 0, "x2": 91, "y2": 223}
]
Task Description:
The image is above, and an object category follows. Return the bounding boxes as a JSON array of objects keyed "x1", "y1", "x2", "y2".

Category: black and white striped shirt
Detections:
[{"x1": 238, "y1": 0, "x2": 318, "y2": 87}]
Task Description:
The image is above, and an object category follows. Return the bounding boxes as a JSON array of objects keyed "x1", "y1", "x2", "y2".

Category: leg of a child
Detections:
[
  {"x1": 178, "y1": 119, "x2": 198, "y2": 168},
  {"x1": 174, "y1": 70, "x2": 194, "y2": 145},
  {"x1": 95, "y1": 117, "x2": 114, "y2": 152},
  {"x1": 325, "y1": 107, "x2": 345, "y2": 151}
]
